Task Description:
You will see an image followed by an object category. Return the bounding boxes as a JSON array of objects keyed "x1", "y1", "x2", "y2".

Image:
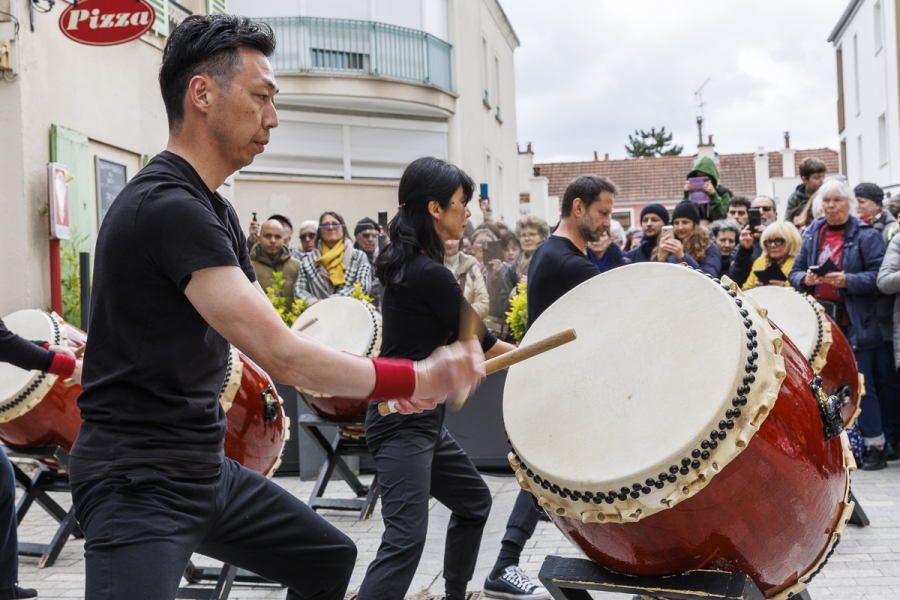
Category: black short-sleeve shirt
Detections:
[
  {"x1": 527, "y1": 235, "x2": 599, "y2": 327},
  {"x1": 70, "y1": 151, "x2": 256, "y2": 480}
]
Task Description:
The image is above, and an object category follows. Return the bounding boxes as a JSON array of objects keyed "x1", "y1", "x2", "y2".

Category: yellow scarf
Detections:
[{"x1": 316, "y1": 240, "x2": 346, "y2": 286}]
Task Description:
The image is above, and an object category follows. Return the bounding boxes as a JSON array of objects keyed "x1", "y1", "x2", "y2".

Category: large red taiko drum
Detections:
[
  {"x1": 218, "y1": 347, "x2": 289, "y2": 477},
  {"x1": 0, "y1": 310, "x2": 85, "y2": 457},
  {"x1": 746, "y1": 286, "x2": 861, "y2": 427},
  {"x1": 504, "y1": 264, "x2": 854, "y2": 600}
]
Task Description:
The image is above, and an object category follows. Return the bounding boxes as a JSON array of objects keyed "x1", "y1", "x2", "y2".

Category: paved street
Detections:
[{"x1": 12, "y1": 459, "x2": 900, "y2": 600}]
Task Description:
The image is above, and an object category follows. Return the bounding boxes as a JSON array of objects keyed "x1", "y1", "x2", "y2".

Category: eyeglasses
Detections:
[
  {"x1": 358, "y1": 233, "x2": 378, "y2": 240},
  {"x1": 320, "y1": 223, "x2": 342, "y2": 230},
  {"x1": 763, "y1": 238, "x2": 785, "y2": 247},
  {"x1": 299, "y1": 233, "x2": 316, "y2": 240},
  {"x1": 520, "y1": 232, "x2": 540, "y2": 240}
]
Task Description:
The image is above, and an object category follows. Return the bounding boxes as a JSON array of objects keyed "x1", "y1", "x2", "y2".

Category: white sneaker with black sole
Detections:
[{"x1": 483, "y1": 565, "x2": 551, "y2": 599}]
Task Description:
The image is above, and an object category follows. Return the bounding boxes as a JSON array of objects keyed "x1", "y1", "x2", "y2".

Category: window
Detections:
[
  {"x1": 874, "y1": 1, "x2": 884, "y2": 53},
  {"x1": 482, "y1": 36, "x2": 490, "y2": 104},
  {"x1": 879, "y1": 113, "x2": 888, "y2": 165},
  {"x1": 206, "y1": 0, "x2": 228, "y2": 15},
  {"x1": 145, "y1": 0, "x2": 168, "y2": 36},
  {"x1": 853, "y1": 34, "x2": 861, "y2": 115},
  {"x1": 311, "y1": 49, "x2": 367, "y2": 70},
  {"x1": 858, "y1": 136, "x2": 864, "y2": 179},
  {"x1": 494, "y1": 54, "x2": 501, "y2": 119},
  {"x1": 612, "y1": 211, "x2": 632, "y2": 229}
]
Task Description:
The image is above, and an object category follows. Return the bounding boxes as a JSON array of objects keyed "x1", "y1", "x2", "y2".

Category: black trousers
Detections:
[
  {"x1": 0, "y1": 451, "x2": 17, "y2": 590},
  {"x1": 70, "y1": 458, "x2": 356, "y2": 600},
  {"x1": 357, "y1": 404, "x2": 492, "y2": 600},
  {"x1": 502, "y1": 488, "x2": 541, "y2": 550}
]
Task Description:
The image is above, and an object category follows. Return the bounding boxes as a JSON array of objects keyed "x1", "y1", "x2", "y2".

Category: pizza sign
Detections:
[{"x1": 59, "y1": 0, "x2": 156, "y2": 47}]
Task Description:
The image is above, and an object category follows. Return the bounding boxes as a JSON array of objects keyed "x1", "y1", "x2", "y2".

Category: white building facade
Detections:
[{"x1": 830, "y1": 0, "x2": 900, "y2": 194}]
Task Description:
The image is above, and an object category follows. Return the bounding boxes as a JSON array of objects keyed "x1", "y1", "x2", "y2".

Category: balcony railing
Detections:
[{"x1": 262, "y1": 16, "x2": 453, "y2": 93}]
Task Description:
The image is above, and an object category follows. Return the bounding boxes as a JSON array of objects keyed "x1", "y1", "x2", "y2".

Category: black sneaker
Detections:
[
  {"x1": 862, "y1": 446, "x2": 888, "y2": 471},
  {"x1": 0, "y1": 586, "x2": 37, "y2": 599},
  {"x1": 885, "y1": 443, "x2": 900, "y2": 461},
  {"x1": 484, "y1": 566, "x2": 550, "y2": 599}
]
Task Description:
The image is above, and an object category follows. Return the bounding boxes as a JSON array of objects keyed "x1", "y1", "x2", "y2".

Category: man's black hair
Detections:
[
  {"x1": 159, "y1": 14, "x2": 276, "y2": 131},
  {"x1": 727, "y1": 195, "x2": 751, "y2": 211},
  {"x1": 560, "y1": 175, "x2": 618, "y2": 217}
]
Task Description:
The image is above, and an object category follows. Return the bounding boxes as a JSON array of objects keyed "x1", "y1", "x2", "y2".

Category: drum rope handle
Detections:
[{"x1": 377, "y1": 328, "x2": 577, "y2": 416}]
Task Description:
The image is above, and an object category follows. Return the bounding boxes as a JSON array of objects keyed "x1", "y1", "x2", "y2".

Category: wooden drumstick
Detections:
[
  {"x1": 377, "y1": 328, "x2": 577, "y2": 416},
  {"x1": 294, "y1": 317, "x2": 318, "y2": 333},
  {"x1": 62, "y1": 345, "x2": 86, "y2": 387}
]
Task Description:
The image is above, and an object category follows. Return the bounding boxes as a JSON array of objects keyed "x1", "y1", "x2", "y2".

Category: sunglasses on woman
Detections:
[
  {"x1": 319, "y1": 223, "x2": 342, "y2": 230},
  {"x1": 763, "y1": 238, "x2": 785, "y2": 247}
]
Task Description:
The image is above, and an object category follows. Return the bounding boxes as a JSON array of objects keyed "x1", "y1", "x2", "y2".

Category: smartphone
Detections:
[
  {"x1": 378, "y1": 211, "x2": 388, "y2": 230},
  {"x1": 660, "y1": 225, "x2": 674, "y2": 239},
  {"x1": 483, "y1": 241, "x2": 502, "y2": 264},
  {"x1": 252, "y1": 212, "x2": 257, "y2": 222},
  {"x1": 809, "y1": 258, "x2": 839, "y2": 277},
  {"x1": 480, "y1": 183, "x2": 489, "y2": 200},
  {"x1": 748, "y1": 208, "x2": 762, "y2": 231}
]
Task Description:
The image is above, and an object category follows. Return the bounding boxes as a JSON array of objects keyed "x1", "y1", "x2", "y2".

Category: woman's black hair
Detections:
[
  {"x1": 376, "y1": 157, "x2": 475, "y2": 290},
  {"x1": 315, "y1": 211, "x2": 351, "y2": 247}
]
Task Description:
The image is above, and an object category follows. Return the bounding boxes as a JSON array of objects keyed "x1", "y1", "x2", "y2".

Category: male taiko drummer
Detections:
[
  {"x1": 69, "y1": 15, "x2": 483, "y2": 600},
  {"x1": 0, "y1": 317, "x2": 84, "y2": 599},
  {"x1": 483, "y1": 175, "x2": 617, "y2": 600}
]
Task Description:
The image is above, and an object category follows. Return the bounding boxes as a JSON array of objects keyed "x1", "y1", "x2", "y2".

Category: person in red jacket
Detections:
[{"x1": 0, "y1": 317, "x2": 82, "y2": 600}]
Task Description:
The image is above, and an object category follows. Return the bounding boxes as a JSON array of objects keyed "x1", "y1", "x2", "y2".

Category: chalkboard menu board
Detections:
[{"x1": 95, "y1": 157, "x2": 128, "y2": 224}]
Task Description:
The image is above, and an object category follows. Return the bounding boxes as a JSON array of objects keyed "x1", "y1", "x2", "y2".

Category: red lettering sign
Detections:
[{"x1": 59, "y1": 0, "x2": 156, "y2": 47}]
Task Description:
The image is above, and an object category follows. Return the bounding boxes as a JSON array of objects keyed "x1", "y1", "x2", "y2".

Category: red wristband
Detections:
[
  {"x1": 42, "y1": 342, "x2": 50, "y2": 350},
  {"x1": 367, "y1": 357, "x2": 416, "y2": 401},
  {"x1": 48, "y1": 353, "x2": 76, "y2": 378}
]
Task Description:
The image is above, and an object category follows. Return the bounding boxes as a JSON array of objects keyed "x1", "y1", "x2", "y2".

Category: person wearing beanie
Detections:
[
  {"x1": 625, "y1": 203, "x2": 670, "y2": 264},
  {"x1": 0, "y1": 317, "x2": 83, "y2": 600},
  {"x1": 653, "y1": 200, "x2": 721, "y2": 276},
  {"x1": 856, "y1": 182, "x2": 896, "y2": 242},
  {"x1": 354, "y1": 217, "x2": 384, "y2": 307}
]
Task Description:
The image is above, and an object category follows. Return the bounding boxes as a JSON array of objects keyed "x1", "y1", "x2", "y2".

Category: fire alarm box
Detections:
[{"x1": 48, "y1": 163, "x2": 71, "y2": 241}]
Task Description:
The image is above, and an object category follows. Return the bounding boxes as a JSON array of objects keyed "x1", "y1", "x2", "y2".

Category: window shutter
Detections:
[
  {"x1": 146, "y1": 0, "x2": 169, "y2": 36},
  {"x1": 206, "y1": 0, "x2": 228, "y2": 15}
]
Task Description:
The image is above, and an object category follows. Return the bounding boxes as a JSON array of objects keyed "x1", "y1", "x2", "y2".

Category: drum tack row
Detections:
[{"x1": 0, "y1": 264, "x2": 868, "y2": 599}]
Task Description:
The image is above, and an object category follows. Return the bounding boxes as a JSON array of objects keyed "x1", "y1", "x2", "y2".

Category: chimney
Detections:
[
  {"x1": 784, "y1": 131, "x2": 790, "y2": 149},
  {"x1": 697, "y1": 133, "x2": 716, "y2": 163},
  {"x1": 780, "y1": 135, "x2": 796, "y2": 178},
  {"x1": 527, "y1": 142, "x2": 532, "y2": 153},
  {"x1": 593, "y1": 151, "x2": 599, "y2": 161},
  {"x1": 708, "y1": 135, "x2": 713, "y2": 145},
  {"x1": 604, "y1": 153, "x2": 609, "y2": 161}
]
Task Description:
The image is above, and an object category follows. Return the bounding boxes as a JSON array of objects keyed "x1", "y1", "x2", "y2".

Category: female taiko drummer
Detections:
[{"x1": 357, "y1": 157, "x2": 516, "y2": 600}]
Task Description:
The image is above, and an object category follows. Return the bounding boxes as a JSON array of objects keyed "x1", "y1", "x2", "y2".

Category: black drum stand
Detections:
[
  {"x1": 297, "y1": 413, "x2": 380, "y2": 520},
  {"x1": 537, "y1": 555, "x2": 813, "y2": 600},
  {"x1": 5, "y1": 445, "x2": 82, "y2": 568},
  {"x1": 177, "y1": 561, "x2": 280, "y2": 600},
  {"x1": 848, "y1": 489, "x2": 870, "y2": 527}
]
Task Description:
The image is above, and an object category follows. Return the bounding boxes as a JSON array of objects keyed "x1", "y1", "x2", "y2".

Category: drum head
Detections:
[
  {"x1": 744, "y1": 286, "x2": 825, "y2": 361},
  {"x1": 291, "y1": 297, "x2": 380, "y2": 357},
  {"x1": 504, "y1": 263, "x2": 785, "y2": 523},
  {"x1": 0, "y1": 310, "x2": 64, "y2": 410}
]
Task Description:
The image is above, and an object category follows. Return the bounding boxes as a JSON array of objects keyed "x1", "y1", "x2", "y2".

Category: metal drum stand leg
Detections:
[
  {"x1": 537, "y1": 555, "x2": 814, "y2": 600},
  {"x1": 297, "y1": 413, "x2": 380, "y2": 520},
  {"x1": 5, "y1": 445, "x2": 82, "y2": 568}
]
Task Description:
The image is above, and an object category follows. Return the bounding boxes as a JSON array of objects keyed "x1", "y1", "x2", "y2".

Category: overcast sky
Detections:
[{"x1": 502, "y1": 0, "x2": 850, "y2": 164}]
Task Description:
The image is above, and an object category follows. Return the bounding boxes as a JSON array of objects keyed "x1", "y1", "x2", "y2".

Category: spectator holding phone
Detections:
[
  {"x1": 682, "y1": 156, "x2": 732, "y2": 223},
  {"x1": 727, "y1": 196, "x2": 777, "y2": 286},
  {"x1": 653, "y1": 201, "x2": 721, "y2": 277},
  {"x1": 741, "y1": 222, "x2": 801, "y2": 289},
  {"x1": 789, "y1": 178, "x2": 894, "y2": 470},
  {"x1": 487, "y1": 232, "x2": 520, "y2": 319},
  {"x1": 471, "y1": 228, "x2": 498, "y2": 271}
]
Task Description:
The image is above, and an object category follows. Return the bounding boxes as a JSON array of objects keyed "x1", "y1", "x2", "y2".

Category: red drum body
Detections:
[
  {"x1": 505, "y1": 265, "x2": 853, "y2": 600},
  {"x1": 546, "y1": 338, "x2": 851, "y2": 599},
  {"x1": 219, "y1": 348, "x2": 289, "y2": 477},
  {"x1": 290, "y1": 298, "x2": 382, "y2": 424},
  {"x1": 0, "y1": 311, "x2": 86, "y2": 456},
  {"x1": 746, "y1": 287, "x2": 861, "y2": 427}
]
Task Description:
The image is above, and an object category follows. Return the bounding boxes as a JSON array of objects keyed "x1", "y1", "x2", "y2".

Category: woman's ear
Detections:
[{"x1": 428, "y1": 200, "x2": 442, "y2": 219}]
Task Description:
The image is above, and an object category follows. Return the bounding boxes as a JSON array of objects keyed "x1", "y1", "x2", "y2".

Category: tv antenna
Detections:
[{"x1": 694, "y1": 78, "x2": 711, "y2": 145}]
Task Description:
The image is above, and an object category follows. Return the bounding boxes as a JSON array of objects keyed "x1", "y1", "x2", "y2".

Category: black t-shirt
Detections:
[
  {"x1": 380, "y1": 253, "x2": 497, "y2": 361},
  {"x1": 70, "y1": 151, "x2": 256, "y2": 481},
  {"x1": 527, "y1": 235, "x2": 599, "y2": 327}
]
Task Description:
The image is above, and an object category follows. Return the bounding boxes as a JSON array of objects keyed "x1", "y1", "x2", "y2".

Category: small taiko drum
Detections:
[
  {"x1": 218, "y1": 347, "x2": 289, "y2": 477},
  {"x1": 290, "y1": 297, "x2": 382, "y2": 424},
  {"x1": 0, "y1": 310, "x2": 85, "y2": 456},
  {"x1": 504, "y1": 264, "x2": 854, "y2": 600},
  {"x1": 746, "y1": 286, "x2": 861, "y2": 427}
]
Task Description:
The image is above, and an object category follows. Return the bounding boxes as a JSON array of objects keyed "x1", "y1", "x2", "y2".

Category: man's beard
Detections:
[{"x1": 578, "y1": 212, "x2": 602, "y2": 242}]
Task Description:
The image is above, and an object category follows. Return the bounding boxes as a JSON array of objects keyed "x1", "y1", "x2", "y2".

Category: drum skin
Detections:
[
  {"x1": 299, "y1": 392, "x2": 369, "y2": 420},
  {"x1": 0, "y1": 320, "x2": 86, "y2": 454},
  {"x1": 547, "y1": 332, "x2": 848, "y2": 599},
  {"x1": 222, "y1": 353, "x2": 286, "y2": 476},
  {"x1": 817, "y1": 313, "x2": 861, "y2": 427}
]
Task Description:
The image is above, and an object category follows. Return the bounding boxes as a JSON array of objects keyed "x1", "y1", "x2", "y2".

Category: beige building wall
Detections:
[{"x1": 0, "y1": 0, "x2": 169, "y2": 314}]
